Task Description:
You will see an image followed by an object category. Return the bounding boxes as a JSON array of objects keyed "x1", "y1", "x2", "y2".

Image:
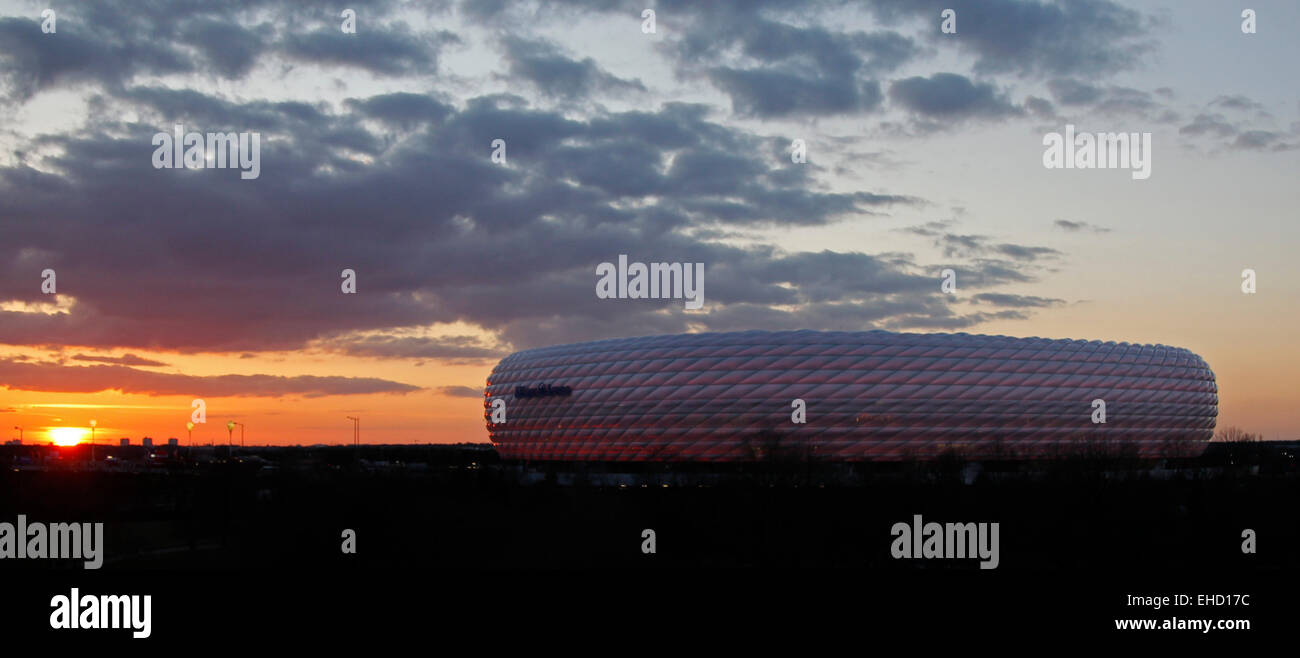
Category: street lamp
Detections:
[
  {"x1": 186, "y1": 421, "x2": 194, "y2": 446},
  {"x1": 89, "y1": 419, "x2": 97, "y2": 462},
  {"x1": 234, "y1": 422, "x2": 245, "y2": 447},
  {"x1": 226, "y1": 421, "x2": 235, "y2": 448},
  {"x1": 345, "y1": 416, "x2": 359, "y2": 446},
  {"x1": 12, "y1": 426, "x2": 21, "y2": 443}
]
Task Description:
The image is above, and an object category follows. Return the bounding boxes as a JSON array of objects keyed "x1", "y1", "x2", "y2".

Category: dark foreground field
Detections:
[
  {"x1": 3, "y1": 443, "x2": 1298, "y2": 643},
  {"x1": 1, "y1": 442, "x2": 1296, "y2": 571}
]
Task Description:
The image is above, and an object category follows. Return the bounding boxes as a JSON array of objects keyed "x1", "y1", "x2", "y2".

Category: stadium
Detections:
[{"x1": 484, "y1": 330, "x2": 1218, "y2": 462}]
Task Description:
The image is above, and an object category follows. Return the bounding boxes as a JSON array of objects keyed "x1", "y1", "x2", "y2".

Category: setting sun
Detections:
[{"x1": 49, "y1": 427, "x2": 89, "y2": 446}]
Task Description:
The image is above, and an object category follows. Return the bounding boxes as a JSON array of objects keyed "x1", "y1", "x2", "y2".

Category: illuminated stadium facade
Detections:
[{"x1": 484, "y1": 330, "x2": 1218, "y2": 462}]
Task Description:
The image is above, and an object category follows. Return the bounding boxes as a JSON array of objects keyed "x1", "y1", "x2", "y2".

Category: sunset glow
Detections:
[{"x1": 49, "y1": 427, "x2": 89, "y2": 446}]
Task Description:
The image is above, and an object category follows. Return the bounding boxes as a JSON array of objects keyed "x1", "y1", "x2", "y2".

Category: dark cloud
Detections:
[
  {"x1": 500, "y1": 36, "x2": 645, "y2": 100},
  {"x1": 953, "y1": 260, "x2": 1037, "y2": 287},
  {"x1": 281, "y1": 26, "x2": 458, "y2": 76},
  {"x1": 1047, "y1": 78, "x2": 1103, "y2": 106},
  {"x1": 888, "y1": 73, "x2": 1022, "y2": 121},
  {"x1": 0, "y1": 1, "x2": 434, "y2": 102},
  {"x1": 0, "y1": 15, "x2": 191, "y2": 102},
  {"x1": 1210, "y1": 95, "x2": 1266, "y2": 114},
  {"x1": 1179, "y1": 108, "x2": 1296, "y2": 152},
  {"x1": 344, "y1": 92, "x2": 454, "y2": 128},
  {"x1": 1180, "y1": 113, "x2": 1238, "y2": 138},
  {"x1": 931, "y1": 233, "x2": 1060, "y2": 263},
  {"x1": 936, "y1": 233, "x2": 989, "y2": 258},
  {"x1": 0, "y1": 92, "x2": 940, "y2": 354},
  {"x1": 315, "y1": 335, "x2": 506, "y2": 363},
  {"x1": 0, "y1": 11, "x2": 470, "y2": 151},
  {"x1": 993, "y1": 243, "x2": 1062, "y2": 261},
  {"x1": 1023, "y1": 95, "x2": 1055, "y2": 119},
  {"x1": 1054, "y1": 219, "x2": 1110, "y2": 233},
  {"x1": 0, "y1": 0, "x2": 1084, "y2": 366},
  {"x1": 867, "y1": 0, "x2": 1156, "y2": 78},
  {"x1": 475, "y1": 5, "x2": 919, "y2": 119},
  {"x1": 1231, "y1": 130, "x2": 1297, "y2": 152},
  {"x1": 710, "y1": 67, "x2": 883, "y2": 118},
  {"x1": 897, "y1": 220, "x2": 955, "y2": 237},
  {"x1": 181, "y1": 18, "x2": 272, "y2": 78},
  {"x1": 970, "y1": 293, "x2": 1064, "y2": 308},
  {"x1": 1091, "y1": 86, "x2": 1159, "y2": 117},
  {"x1": 1046, "y1": 79, "x2": 1163, "y2": 118},
  {"x1": 0, "y1": 358, "x2": 419, "y2": 397},
  {"x1": 690, "y1": 16, "x2": 917, "y2": 118},
  {"x1": 70, "y1": 353, "x2": 170, "y2": 367}
]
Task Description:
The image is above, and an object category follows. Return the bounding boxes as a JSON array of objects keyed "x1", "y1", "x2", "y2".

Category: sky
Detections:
[{"x1": 0, "y1": 0, "x2": 1296, "y2": 445}]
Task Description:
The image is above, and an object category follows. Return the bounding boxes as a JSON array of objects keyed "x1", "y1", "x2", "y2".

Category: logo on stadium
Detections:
[{"x1": 514, "y1": 383, "x2": 573, "y2": 399}]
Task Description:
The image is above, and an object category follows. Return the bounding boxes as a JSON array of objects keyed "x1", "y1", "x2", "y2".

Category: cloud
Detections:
[
  {"x1": 70, "y1": 353, "x2": 170, "y2": 367},
  {"x1": 500, "y1": 36, "x2": 645, "y2": 100},
  {"x1": 0, "y1": 2, "x2": 438, "y2": 103},
  {"x1": 1047, "y1": 79, "x2": 1165, "y2": 119},
  {"x1": 866, "y1": 0, "x2": 1156, "y2": 78},
  {"x1": 930, "y1": 233, "x2": 1060, "y2": 262},
  {"x1": 710, "y1": 67, "x2": 884, "y2": 118},
  {"x1": 475, "y1": 6, "x2": 919, "y2": 120},
  {"x1": 283, "y1": 24, "x2": 459, "y2": 76},
  {"x1": 970, "y1": 293, "x2": 1064, "y2": 308},
  {"x1": 1231, "y1": 130, "x2": 1297, "y2": 152},
  {"x1": 0, "y1": 1, "x2": 1082, "y2": 368},
  {"x1": 0, "y1": 15, "x2": 190, "y2": 102},
  {"x1": 1179, "y1": 113, "x2": 1238, "y2": 138},
  {"x1": 180, "y1": 17, "x2": 272, "y2": 78},
  {"x1": 1023, "y1": 95, "x2": 1056, "y2": 119},
  {"x1": 686, "y1": 16, "x2": 917, "y2": 118},
  {"x1": 1047, "y1": 78, "x2": 1103, "y2": 106},
  {"x1": 1179, "y1": 106, "x2": 1297, "y2": 152},
  {"x1": 888, "y1": 73, "x2": 1022, "y2": 122},
  {"x1": 343, "y1": 92, "x2": 454, "y2": 128},
  {"x1": 897, "y1": 220, "x2": 955, "y2": 237},
  {"x1": 314, "y1": 334, "x2": 506, "y2": 363},
  {"x1": 992, "y1": 243, "x2": 1061, "y2": 261},
  {"x1": 0, "y1": 358, "x2": 420, "y2": 397},
  {"x1": 436, "y1": 385, "x2": 483, "y2": 398},
  {"x1": 0, "y1": 92, "x2": 940, "y2": 354},
  {"x1": 1210, "y1": 94, "x2": 1266, "y2": 114},
  {"x1": 1053, "y1": 219, "x2": 1110, "y2": 233}
]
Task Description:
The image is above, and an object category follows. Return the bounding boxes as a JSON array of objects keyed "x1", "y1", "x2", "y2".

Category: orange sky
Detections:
[
  {"x1": 1, "y1": 344, "x2": 490, "y2": 446},
  {"x1": 3, "y1": 297, "x2": 1295, "y2": 446}
]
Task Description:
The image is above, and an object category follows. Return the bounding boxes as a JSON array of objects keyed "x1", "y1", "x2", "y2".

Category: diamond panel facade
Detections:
[{"x1": 484, "y1": 330, "x2": 1218, "y2": 461}]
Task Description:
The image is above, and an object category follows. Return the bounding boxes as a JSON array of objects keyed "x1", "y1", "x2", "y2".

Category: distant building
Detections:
[
  {"x1": 4, "y1": 439, "x2": 19, "y2": 446},
  {"x1": 142, "y1": 437, "x2": 153, "y2": 448},
  {"x1": 120, "y1": 438, "x2": 130, "y2": 447},
  {"x1": 167, "y1": 438, "x2": 179, "y2": 447}
]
